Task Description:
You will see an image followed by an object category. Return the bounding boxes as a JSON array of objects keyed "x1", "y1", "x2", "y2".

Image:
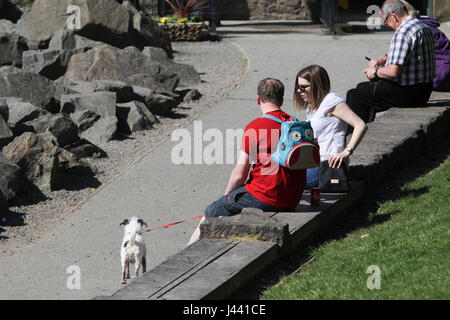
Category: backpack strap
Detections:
[{"x1": 261, "y1": 114, "x2": 297, "y2": 123}]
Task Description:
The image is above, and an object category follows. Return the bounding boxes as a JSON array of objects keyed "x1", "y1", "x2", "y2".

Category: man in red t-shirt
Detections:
[{"x1": 188, "y1": 78, "x2": 306, "y2": 245}]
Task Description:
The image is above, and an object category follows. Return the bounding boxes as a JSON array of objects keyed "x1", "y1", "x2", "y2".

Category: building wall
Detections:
[
  {"x1": 216, "y1": 0, "x2": 320, "y2": 20},
  {"x1": 434, "y1": 0, "x2": 450, "y2": 22}
]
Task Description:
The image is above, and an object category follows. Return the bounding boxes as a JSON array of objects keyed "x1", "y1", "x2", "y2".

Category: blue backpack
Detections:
[{"x1": 261, "y1": 114, "x2": 320, "y2": 170}]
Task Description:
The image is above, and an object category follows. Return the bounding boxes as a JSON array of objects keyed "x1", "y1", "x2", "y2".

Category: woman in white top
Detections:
[{"x1": 293, "y1": 65, "x2": 368, "y2": 188}]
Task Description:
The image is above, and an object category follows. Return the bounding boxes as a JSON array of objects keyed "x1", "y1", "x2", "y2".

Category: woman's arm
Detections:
[{"x1": 326, "y1": 102, "x2": 368, "y2": 168}]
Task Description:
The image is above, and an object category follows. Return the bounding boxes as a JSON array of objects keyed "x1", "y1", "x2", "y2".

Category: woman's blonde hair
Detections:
[{"x1": 293, "y1": 65, "x2": 331, "y2": 113}]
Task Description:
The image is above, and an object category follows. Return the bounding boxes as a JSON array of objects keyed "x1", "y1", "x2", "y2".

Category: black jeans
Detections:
[{"x1": 346, "y1": 79, "x2": 433, "y2": 123}]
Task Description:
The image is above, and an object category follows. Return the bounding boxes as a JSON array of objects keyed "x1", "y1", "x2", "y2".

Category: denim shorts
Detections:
[
  {"x1": 204, "y1": 186, "x2": 296, "y2": 218},
  {"x1": 306, "y1": 167, "x2": 319, "y2": 189}
]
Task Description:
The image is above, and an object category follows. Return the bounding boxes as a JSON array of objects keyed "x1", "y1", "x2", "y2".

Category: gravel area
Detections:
[{"x1": 0, "y1": 40, "x2": 248, "y2": 257}]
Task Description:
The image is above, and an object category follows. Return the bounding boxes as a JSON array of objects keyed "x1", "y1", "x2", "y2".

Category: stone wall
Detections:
[
  {"x1": 434, "y1": 0, "x2": 450, "y2": 22},
  {"x1": 216, "y1": 0, "x2": 320, "y2": 20}
]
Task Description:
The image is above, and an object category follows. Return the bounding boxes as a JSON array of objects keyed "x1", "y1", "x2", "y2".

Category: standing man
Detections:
[
  {"x1": 346, "y1": 0, "x2": 436, "y2": 123},
  {"x1": 188, "y1": 78, "x2": 306, "y2": 245}
]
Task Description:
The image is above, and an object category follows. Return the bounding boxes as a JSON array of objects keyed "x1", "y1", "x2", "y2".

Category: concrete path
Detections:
[{"x1": 0, "y1": 21, "x2": 410, "y2": 299}]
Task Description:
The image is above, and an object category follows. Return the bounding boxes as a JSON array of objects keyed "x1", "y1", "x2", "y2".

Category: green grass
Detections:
[{"x1": 262, "y1": 157, "x2": 450, "y2": 300}]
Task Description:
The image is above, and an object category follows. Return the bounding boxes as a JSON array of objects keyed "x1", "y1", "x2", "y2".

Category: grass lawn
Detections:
[{"x1": 261, "y1": 157, "x2": 450, "y2": 300}]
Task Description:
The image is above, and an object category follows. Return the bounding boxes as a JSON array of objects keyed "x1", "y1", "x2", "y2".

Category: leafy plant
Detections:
[{"x1": 164, "y1": 0, "x2": 209, "y2": 19}]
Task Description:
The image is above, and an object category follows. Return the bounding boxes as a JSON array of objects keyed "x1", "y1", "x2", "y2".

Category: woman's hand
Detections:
[{"x1": 328, "y1": 150, "x2": 350, "y2": 168}]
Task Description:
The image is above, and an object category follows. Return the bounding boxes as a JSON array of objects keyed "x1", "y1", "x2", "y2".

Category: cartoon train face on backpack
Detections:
[{"x1": 262, "y1": 115, "x2": 320, "y2": 170}]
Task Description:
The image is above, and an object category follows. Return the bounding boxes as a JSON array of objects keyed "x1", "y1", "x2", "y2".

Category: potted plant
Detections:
[{"x1": 157, "y1": 0, "x2": 209, "y2": 41}]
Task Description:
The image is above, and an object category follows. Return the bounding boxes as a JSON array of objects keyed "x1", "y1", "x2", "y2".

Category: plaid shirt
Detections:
[{"x1": 386, "y1": 15, "x2": 436, "y2": 86}]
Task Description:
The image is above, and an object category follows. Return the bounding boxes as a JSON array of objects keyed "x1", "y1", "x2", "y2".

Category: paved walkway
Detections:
[{"x1": 0, "y1": 21, "x2": 437, "y2": 299}]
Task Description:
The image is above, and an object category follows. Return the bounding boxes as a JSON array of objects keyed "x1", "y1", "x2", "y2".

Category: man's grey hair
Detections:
[{"x1": 382, "y1": 0, "x2": 408, "y2": 17}]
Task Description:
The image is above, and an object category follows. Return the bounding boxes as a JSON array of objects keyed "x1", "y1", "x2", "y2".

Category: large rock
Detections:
[
  {"x1": 132, "y1": 12, "x2": 173, "y2": 58},
  {"x1": 3, "y1": 132, "x2": 64, "y2": 193},
  {"x1": 79, "y1": 116, "x2": 117, "y2": 146},
  {"x1": 64, "y1": 138, "x2": 107, "y2": 159},
  {"x1": 0, "y1": 152, "x2": 21, "y2": 200},
  {"x1": 0, "y1": 32, "x2": 28, "y2": 67},
  {"x1": 7, "y1": 0, "x2": 35, "y2": 13},
  {"x1": 25, "y1": 113, "x2": 80, "y2": 147},
  {"x1": 65, "y1": 80, "x2": 135, "y2": 103},
  {"x1": 0, "y1": 97, "x2": 44, "y2": 128},
  {"x1": 60, "y1": 91, "x2": 117, "y2": 117},
  {"x1": 143, "y1": 46, "x2": 201, "y2": 87},
  {"x1": 58, "y1": 147, "x2": 92, "y2": 175},
  {"x1": 63, "y1": 45, "x2": 185, "y2": 93},
  {"x1": 22, "y1": 48, "x2": 80, "y2": 80},
  {"x1": 48, "y1": 29, "x2": 104, "y2": 51},
  {"x1": 70, "y1": 109, "x2": 100, "y2": 132},
  {"x1": 0, "y1": 100, "x2": 8, "y2": 122},
  {"x1": 19, "y1": 0, "x2": 132, "y2": 49},
  {"x1": 0, "y1": 20, "x2": 17, "y2": 34},
  {"x1": 0, "y1": 114, "x2": 13, "y2": 147},
  {"x1": 0, "y1": 66, "x2": 63, "y2": 112},
  {"x1": 130, "y1": 85, "x2": 179, "y2": 115},
  {"x1": 0, "y1": 188, "x2": 7, "y2": 216},
  {"x1": 116, "y1": 101, "x2": 157, "y2": 134}
]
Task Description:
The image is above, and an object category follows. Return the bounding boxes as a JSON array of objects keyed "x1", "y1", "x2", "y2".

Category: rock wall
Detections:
[
  {"x1": 434, "y1": 0, "x2": 450, "y2": 22},
  {"x1": 216, "y1": 0, "x2": 319, "y2": 20}
]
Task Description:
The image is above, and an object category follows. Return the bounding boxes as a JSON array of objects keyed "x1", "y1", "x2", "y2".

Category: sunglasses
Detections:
[
  {"x1": 383, "y1": 13, "x2": 390, "y2": 25},
  {"x1": 296, "y1": 84, "x2": 311, "y2": 93}
]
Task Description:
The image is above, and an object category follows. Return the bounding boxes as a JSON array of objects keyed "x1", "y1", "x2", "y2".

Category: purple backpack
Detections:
[{"x1": 421, "y1": 18, "x2": 450, "y2": 92}]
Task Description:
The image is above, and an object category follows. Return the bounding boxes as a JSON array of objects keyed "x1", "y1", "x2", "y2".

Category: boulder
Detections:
[
  {"x1": 143, "y1": 46, "x2": 202, "y2": 87},
  {"x1": 63, "y1": 45, "x2": 184, "y2": 93},
  {"x1": 25, "y1": 113, "x2": 80, "y2": 147},
  {"x1": 0, "y1": 66, "x2": 62, "y2": 112},
  {"x1": 70, "y1": 109, "x2": 101, "y2": 132},
  {"x1": 48, "y1": 29, "x2": 103, "y2": 51},
  {"x1": 0, "y1": 188, "x2": 7, "y2": 216},
  {"x1": 79, "y1": 116, "x2": 117, "y2": 146},
  {"x1": 0, "y1": 152, "x2": 21, "y2": 200},
  {"x1": 0, "y1": 114, "x2": 13, "y2": 147},
  {"x1": 3, "y1": 132, "x2": 63, "y2": 193},
  {"x1": 64, "y1": 139, "x2": 107, "y2": 159},
  {"x1": 0, "y1": 20, "x2": 18, "y2": 34},
  {"x1": 65, "y1": 80, "x2": 135, "y2": 103},
  {"x1": 116, "y1": 101, "x2": 157, "y2": 134},
  {"x1": 0, "y1": 100, "x2": 8, "y2": 122},
  {"x1": 182, "y1": 88, "x2": 202, "y2": 103},
  {"x1": 7, "y1": 0, "x2": 35, "y2": 14},
  {"x1": 19, "y1": 0, "x2": 132, "y2": 49},
  {"x1": 0, "y1": 97, "x2": 44, "y2": 128},
  {"x1": 58, "y1": 147, "x2": 92, "y2": 175},
  {"x1": 60, "y1": 91, "x2": 117, "y2": 117},
  {"x1": 0, "y1": 32, "x2": 28, "y2": 67},
  {"x1": 132, "y1": 13, "x2": 173, "y2": 58},
  {"x1": 130, "y1": 85, "x2": 179, "y2": 115},
  {"x1": 144, "y1": 93, "x2": 179, "y2": 115},
  {"x1": 124, "y1": 73, "x2": 179, "y2": 93},
  {"x1": 22, "y1": 48, "x2": 81, "y2": 80}
]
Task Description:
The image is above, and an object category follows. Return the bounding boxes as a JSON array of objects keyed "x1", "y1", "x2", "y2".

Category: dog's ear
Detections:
[
  {"x1": 120, "y1": 219, "x2": 129, "y2": 226},
  {"x1": 137, "y1": 219, "x2": 147, "y2": 227}
]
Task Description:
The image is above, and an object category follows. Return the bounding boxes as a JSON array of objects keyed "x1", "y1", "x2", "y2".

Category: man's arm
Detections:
[
  {"x1": 365, "y1": 64, "x2": 402, "y2": 80},
  {"x1": 224, "y1": 151, "x2": 251, "y2": 195}
]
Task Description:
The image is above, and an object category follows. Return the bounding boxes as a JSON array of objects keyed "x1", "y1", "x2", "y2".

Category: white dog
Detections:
[{"x1": 120, "y1": 217, "x2": 147, "y2": 284}]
